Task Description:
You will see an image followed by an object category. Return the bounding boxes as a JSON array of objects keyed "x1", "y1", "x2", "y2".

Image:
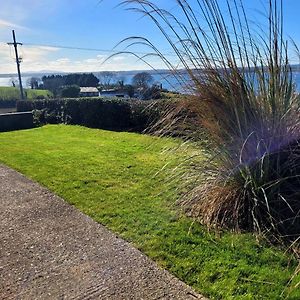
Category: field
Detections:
[
  {"x1": 0, "y1": 125, "x2": 299, "y2": 299},
  {"x1": 0, "y1": 86, "x2": 52, "y2": 100}
]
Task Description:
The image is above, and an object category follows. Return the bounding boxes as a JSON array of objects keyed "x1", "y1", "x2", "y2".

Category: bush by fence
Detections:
[{"x1": 17, "y1": 97, "x2": 163, "y2": 132}]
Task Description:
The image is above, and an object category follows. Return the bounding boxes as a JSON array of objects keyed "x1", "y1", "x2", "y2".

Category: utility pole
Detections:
[{"x1": 7, "y1": 30, "x2": 25, "y2": 100}]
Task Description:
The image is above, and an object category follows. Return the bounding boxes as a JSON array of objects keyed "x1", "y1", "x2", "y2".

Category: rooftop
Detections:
[{"x1": 80, "y1": 87, "x2": 99, "y2": 93}]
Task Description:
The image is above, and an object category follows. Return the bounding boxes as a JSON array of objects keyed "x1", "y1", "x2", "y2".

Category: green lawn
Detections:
[
  {"x1": 0, "y1": 125, "x2": 299, "y2": 299},
  {"x1": 25, "y1": 88, "x2": 53, "y2": 99},
  {"x1": 0, "y1": 86, "x2": 52, "y2": 100}
]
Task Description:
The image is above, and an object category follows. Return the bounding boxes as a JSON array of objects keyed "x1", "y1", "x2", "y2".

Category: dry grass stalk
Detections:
[{"x1": 120, "y1": 0, "x2": 300, "y2": 246}]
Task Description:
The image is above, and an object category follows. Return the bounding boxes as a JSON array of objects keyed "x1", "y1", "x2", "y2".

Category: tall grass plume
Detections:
[{"x1": 120, "y1": 0, "x2": 300, "y2": 246}]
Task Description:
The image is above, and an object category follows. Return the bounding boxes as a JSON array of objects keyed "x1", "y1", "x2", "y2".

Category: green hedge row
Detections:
[{"x1": 17, "y1": 97, "x2": 162, "y2": 132}]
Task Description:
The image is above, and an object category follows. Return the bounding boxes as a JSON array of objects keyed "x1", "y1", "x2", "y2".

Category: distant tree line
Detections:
[
  {"x1": 131, "y1": 72, "x2": 162, "y2": 100},
  {"x1": 40, "y1": 73, "x2": 99, "y2": 96},
  {"x1": 98, "y1": 71, "x2": 163, "y2": 100},
  {"x1": 26, "y1": 77, "x2": 40, "y2": 90},
  {"x1": 23, "y1": 71, "x2": 165, "y2": 100}
]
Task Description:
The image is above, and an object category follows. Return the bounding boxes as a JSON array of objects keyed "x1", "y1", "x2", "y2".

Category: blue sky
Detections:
[{"x1": 0, "y1": 0, "x2": 300, "y2": 73}]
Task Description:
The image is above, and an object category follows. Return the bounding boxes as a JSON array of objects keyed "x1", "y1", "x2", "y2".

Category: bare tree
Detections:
[
  {"x1": 26, "y1": 77, "x2": 40, "y2": 89},
  {"x1": 9, "y1": 77, "x2": 18, "y2": 87},
  {"x1": 116, "y1": 75, "x2": 126, "y2": 87},
  {"x1": 98, "y1": 71, "x2": 116, "y2": 88},
  {"x1": 132, "y1": 72, "x2": 153, "y2": 89}
]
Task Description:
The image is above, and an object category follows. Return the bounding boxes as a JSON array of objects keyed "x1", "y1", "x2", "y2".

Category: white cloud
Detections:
[
  {"x1": 0, "y1": 43, "x2": 19, "y2": 69},
  {"x1": 37, "y1": 46, "x2": 60, "y2": 52},
  {"x1": 111, "y1": 56, "x2": 126, "y2": 62},
  {"x1": 19, "y1": 46, "x2": 60, "y2": 63},
  {"x1": 97, "y1": 54, "x2": 106, "y2": 59},
  {"x1": 55, "y1": 58, "x2": 70, "y2": 64},
  {"x1": 0, "y1": 18, "x2": 28, "y2": 30},
  {"x1": 0, "y1": 44, "x2": 60, "y2": 73},
  {"x1": 0, "y1": 42, "x2": 167, "y2": 74}
]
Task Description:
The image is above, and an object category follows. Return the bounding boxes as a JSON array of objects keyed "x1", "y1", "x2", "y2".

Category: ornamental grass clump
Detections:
[{"x1": 122, "y1": 0, "x2": 300, "y2": 243}]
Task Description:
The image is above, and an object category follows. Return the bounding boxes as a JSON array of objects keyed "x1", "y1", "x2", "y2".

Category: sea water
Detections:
[{"x1": 1, "y1": 71, "x2": 300, "y2": 93}]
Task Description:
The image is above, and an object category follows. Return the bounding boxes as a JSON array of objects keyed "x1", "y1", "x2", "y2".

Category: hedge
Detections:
[{"x1": 16, "y1": 97, "x2": 162, "y2": 132}]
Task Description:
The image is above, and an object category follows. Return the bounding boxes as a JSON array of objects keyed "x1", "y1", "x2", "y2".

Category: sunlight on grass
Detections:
[
  {"x1": 0, "y1": 86, "x2": 52, "y2": 100},
  {"x1": 0, "y1": 125, "x2": 299, "y2": 299}
]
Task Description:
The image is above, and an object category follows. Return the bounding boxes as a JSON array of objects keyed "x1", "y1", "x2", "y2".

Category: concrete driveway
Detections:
[{"x1": 0, "y1": 165, "x2": 205, "y2": 300}]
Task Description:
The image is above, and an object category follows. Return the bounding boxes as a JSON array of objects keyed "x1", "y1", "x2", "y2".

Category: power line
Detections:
[
  {"x1": 2, "y1": 40, "x2": 178, "y2": 59},
  {"x1": 23, "y1": 42, "x2": 120, "y2": 53},
  {"x1": 21, "y1": 42, "x2": 177, "y2": 57}
]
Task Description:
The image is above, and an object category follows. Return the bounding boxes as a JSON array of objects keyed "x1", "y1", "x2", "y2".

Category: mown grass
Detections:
[
  {"x1": 0, "y1": 125, "x2": 299, "y2": 299},
  {"x1": 0, "y1": 86, "x2": 52, "y2": 100},
  {"x1": 25, "y1": 88, "x2": 53, "y2": 99}
]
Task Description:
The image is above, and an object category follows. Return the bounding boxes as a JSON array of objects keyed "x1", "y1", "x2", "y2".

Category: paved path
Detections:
[{"x1": 0, "y1": 165, "x2": 205, "y2": 300}]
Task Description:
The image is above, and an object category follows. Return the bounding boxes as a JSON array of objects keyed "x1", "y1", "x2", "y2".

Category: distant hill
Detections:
[
  {"x1": 0, "y1": 69, "x2": 172, "y2": 79},
  {"x1": 1, "y1": 64, "x2": 299, "y2": 80}
]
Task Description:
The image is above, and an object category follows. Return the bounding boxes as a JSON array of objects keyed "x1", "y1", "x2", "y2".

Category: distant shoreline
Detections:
[
  {"x1": 1, "y1": 68, "x2": 300, "y2": 93},
  {"x1": 1, "y1": 64, "x2": 300, "y2": 79}
]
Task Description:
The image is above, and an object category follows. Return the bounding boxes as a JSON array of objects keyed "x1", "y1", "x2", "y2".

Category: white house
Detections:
[{"x1": 79, "y1": 87, "x2": 100, "y2": 97}]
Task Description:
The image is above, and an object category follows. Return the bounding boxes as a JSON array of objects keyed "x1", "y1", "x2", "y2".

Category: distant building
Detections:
[
  {"x1": 79, "y1": 87, "x2": 100, "y2": 97},
  {"x1": 100, "y1": 89, "x2": 130, "y2": 98}
]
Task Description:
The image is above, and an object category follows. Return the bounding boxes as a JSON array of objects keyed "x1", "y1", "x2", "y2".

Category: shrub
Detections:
[
  {"x1": 141, "y1": 85, "x2": 162, "y2": 100},
  {"x1": 17, "y1": 97, "x2": 161, "y2": 132},
  {"x1": 60, "y1": 85, "x2": 80, "y2": 98},
  {"x1": 123, "y1": 0, "x2": 300, "y2": 243},
  {"x1": 36, "y1": 95, "x2": 46, "y2": 100}
]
